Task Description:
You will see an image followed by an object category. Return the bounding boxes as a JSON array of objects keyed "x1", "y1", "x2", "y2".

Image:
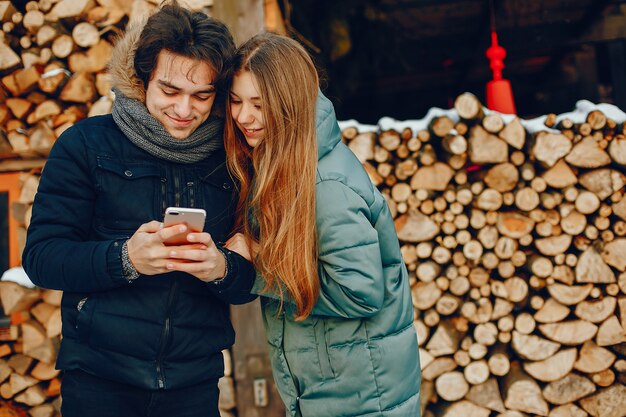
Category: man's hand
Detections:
[
  {"x1": 224, "y1": 233, "x2": 258, "y2": 262},
  {"x1": 126, "y1": 221, "x2": 224, "y2": 282},
  {"x1": 163, "y1": 231, "x2": 227, "y2": 282}
]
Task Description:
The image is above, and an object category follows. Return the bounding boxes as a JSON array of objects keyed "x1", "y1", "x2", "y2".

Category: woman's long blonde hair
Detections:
[{"x1": 224, "y1": 33, "x2": 320, "y2": 320}]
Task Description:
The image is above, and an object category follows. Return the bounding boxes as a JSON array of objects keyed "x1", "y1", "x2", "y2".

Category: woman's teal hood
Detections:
[{"x1": 315, "y1": 92, "x2": 342, "y2": 161}]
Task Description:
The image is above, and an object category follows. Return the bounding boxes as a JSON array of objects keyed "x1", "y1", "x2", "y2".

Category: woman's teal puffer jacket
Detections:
[{"x1": 257, "y1": 93, "x2": 421, "y2": 417}]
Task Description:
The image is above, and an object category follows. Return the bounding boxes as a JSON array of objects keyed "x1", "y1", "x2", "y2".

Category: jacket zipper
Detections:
[
  {"x1": 174, "y1": 170, "x2": 181, "y2": 207},
  {"x1": 155, "y1": 278, "x2": 179, "y2": 389},
  {"x1": 160, "y1": 177, "x2": 167, "y2": 214},
  {"x1": 188, "y1": 181, "x2": 195, "y2": 207}
]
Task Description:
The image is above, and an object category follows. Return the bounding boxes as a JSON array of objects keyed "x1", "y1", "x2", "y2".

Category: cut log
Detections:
[
  {"x1": 476, "y1": 189, "x2": 503, "y2": 211},
  {"x1": 441, "y1": 133, "x2": 467, "y2": 155},
  {"x1": 455, "y1": 92, "x2": 483, "y2": 120},
  {"x1": 422, "y1": 357, "x2": 456, "y2": 381},
  {"x1": 0, "y1": 283, "x2": 40, "y2": 315},
  {"x1": 30, "y1": 361, "x2": 59, "y2": 380},
  {"x1": 522, "y1": 348, "x2": 576, "y2": 382},
  {"x1": 532, "y1": 132, "x2": 572, "y2": 167},
  {"x1": 539, "y1": 320, "x2": 598, "y2": 345},
  {"x1": 46, "y1": 0, "x2": 95, "y2": 20},
  {"x1": 9, "y1": 373, "x2": 38, "y2": 396},
  {"x1": 51, "y1": 34, "x2": 75, "y2": 59},
  {"x1": 602, "y1": 238, "x2": 626, "y2": 272},
  {"x1": 72, "y1": 21, "x2": 100, "y2": 47},
  {"x1": 14, "y1": 384, "x2": 46, "y2": 406},
  {"x1": 565, "y1": 136, "x2": 611, "y2": 168},
  {"x1": 503, "y1": 362, "x2": 549, "y2": 416},
  {"x1": 468, "y1": 125, "x2": 508, "y2": 164},
  {"x1": 0, "y1": 1, "x2": 17, "y2": 21},
  {"x1": 22, "y1": 10, "x2": 45, "y2": 33},
  {"x1": 497, "y1": 212, "x2": 535, "y2": 239},
  {"x1": 425, "y1": 321, "x2": 461, "y2": 357},
  {"x1": 466, "y1": 378, "x2": 506, "y2": 413},
  {"x1": 26, "y1": 100, "x2": 62, "y2": 125},
  {"x1": 574, "y1": 340, "x2": 616, "y2": 374},
  {"x1": 561, "y1": 210, "x2": 587, "y2": 236},
  {"x1": 613, "y1": 195, "x2": 626, "y2": 221},
  {"x1": 487, "y1": 350, "x2": 510, "y2": 376},
  {"x1": 441, "y1": 400, "x2": 491, "y2": 417},
  {"x1": 541, "y1": 159, "x2": 578, "y2": 189},
  {"x1": 542, "y1": 373, "x2": 596, "y2": 405},
  {"x1": 579, "y1": 384, "x2": 626, "y2": 417},
  {"x1": 0, "y1": 40, "x2": 21, "y2": 71},
  {"x1": 435, "y1": 371, "x2": 469, "y2": 401},
  {"x1": 394, "y1": 210, "x2": 440, "y2": 242},
  {"x1": 68, "y1": 39, "x2": 112, "y2": 72},
  {"x1": 27, "y1": 403, "x2": 55, "y2": 417},
  {"x1": 576, "y1": 246, "x2": 616, "y2": 283},
  {"x1": 59, "y1": 71, "x2": 96, "y2": 103},
  {"x1": 411, "y1": 281, "x2": 441, "y2": 310},
  {"x1": 464, "y1": 360, "x2": 489, "y2": 385},
  {"x1": 511, "y1": 331, "x2": 560, "y2": 361},
  {"x1": 410, "y1": 162, "x2": 454, "y2": 191},
  {"x1": 484, "y1": 163, "x2": 518, "y2": 192},
  {"x1": 575, "y1": 190, "x2": 600, "y2": 214},
  {"x1": 348, "y1": 132, "x2": 375, "y2": 163},
  {"x1": 608, "y1": 136, "x2": 626, "y2": 164},
  {"x1": 8, "y1": 354, "x2": 33, "y2": 375},
  {"x1": 498, "y1": 116, "x2": 525, "y2": 149},
  {"x1": 535, "y1": 235, "x2": 572, "y2": 257},
  {"x1": 596, "y1": 315, "x2": 626, "y2": 346},
  {"x1": 548, "y1": 403, "x2": 589, "y2": 417},
  {"x1": 574, "y1": 296, "x2": 616, "y2": 323},
  {"x1": 547, "y1": 283, "x2": 593, "y2": 305},
  {"x1": 579, "y1": 169, "x2": 626, "y2": 200}
]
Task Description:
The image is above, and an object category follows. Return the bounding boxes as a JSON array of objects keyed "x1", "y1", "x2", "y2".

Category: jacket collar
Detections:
[{"x1": 315, "y1": 91, "x2": 342, "y2": 161}]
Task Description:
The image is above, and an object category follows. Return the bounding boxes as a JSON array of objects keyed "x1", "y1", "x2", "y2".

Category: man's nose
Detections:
[{"x1": 174, "y1": 96, "x2": 192, "y2": 118}]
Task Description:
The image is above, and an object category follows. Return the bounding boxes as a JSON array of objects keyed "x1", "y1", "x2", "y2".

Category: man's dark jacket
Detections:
[{"x1": 21, "y1": 21, "x2": 255, "y2": 390}]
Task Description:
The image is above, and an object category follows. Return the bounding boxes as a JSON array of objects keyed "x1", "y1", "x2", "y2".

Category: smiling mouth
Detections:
[{"x1": 168, "y1": 115, "x2": 194, "y2": 125}]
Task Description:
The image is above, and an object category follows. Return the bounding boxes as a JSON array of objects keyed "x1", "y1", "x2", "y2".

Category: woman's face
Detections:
[{"x1": 230, "y1": 71, "x2": 265, "y2": 148}]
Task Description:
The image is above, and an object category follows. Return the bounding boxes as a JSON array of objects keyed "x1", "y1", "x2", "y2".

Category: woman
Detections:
[{"x1": 224, "y1": 33, "x2": 421, "y2": 416}]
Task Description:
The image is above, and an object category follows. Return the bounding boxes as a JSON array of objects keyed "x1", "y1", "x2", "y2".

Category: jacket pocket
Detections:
[
  {"x1": 94, "y1": 157, "x2": 162, "y2": 230},
  {"x1": 76, "y1": 296, "x2": 97, "y2": 343},
  {"x1": 314, "y1": 320, "x2": 335, "y2": 380}
]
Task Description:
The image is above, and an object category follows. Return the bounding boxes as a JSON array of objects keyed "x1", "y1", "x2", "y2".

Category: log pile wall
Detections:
[{"x1": 342, "y1": 93, "x2": 626, "y2": 417}]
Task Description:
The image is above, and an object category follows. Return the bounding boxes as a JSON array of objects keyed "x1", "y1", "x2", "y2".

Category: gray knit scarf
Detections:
[{"x1": 111, "y1": 88, "x2": 223, "y2": 163}]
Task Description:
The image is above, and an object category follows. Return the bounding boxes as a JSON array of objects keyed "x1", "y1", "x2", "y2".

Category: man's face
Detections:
[{"x1": 145, "y1": 50, "x2": 216, "y2": 140}]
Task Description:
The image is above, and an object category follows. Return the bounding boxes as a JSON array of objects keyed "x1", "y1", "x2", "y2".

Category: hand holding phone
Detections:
[{"x1": 163, "y1": 207, "x2": 206, "y2": 246}]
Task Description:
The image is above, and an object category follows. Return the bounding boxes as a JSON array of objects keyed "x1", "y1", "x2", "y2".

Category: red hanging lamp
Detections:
[{"x1": 485, "y1": 0, "x2": 516, "y2": 114}]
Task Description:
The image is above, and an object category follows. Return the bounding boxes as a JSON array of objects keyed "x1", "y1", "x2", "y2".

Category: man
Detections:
[{"x1": 22, "y1": 3, "x2": 255, "y2": 416}]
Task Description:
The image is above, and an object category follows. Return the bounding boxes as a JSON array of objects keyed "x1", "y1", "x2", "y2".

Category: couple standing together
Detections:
[{"x1": 22, "y1": 1, "x2": 420, "y2": 416}]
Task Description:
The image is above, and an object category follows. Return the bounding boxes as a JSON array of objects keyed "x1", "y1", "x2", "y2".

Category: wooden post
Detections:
[
  {"x1": 212, "y1": 0, "x2": 263, "y2": 44},
  {"x1": 230, "y1": 300, "x2": 285, "y2": 416},
  {"x1": 0, "y1": 172, "x2": 21, "y2": 269}
]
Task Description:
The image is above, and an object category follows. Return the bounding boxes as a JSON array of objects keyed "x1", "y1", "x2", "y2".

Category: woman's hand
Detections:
[{"x1": 225, "y1": 233, "x2": 258, "y2": 262}]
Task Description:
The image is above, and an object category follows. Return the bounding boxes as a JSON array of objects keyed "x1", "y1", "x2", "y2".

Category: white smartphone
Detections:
[{"x1": 163, "y1": 207, "x2": 206, "y2": 245}]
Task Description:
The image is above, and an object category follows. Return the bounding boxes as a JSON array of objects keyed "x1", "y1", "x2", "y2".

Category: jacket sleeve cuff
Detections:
[
  {"x1": 106, "y1": 239, "x2": 134, "y2": 286},
  {"x1": 207, "y1": 246, "x2": 256, "y2": 304}
]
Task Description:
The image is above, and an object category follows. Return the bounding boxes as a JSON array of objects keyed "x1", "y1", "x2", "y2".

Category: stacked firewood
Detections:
[
  {"x1": 0, "y1": 282, "x2": 62, "y2": 417},
  {"x1": 0, "y1": 0, "x2": 211, "y2": 167},
  {"x1": 342, "y1": 92, "x2": 626, "y2": 417}
]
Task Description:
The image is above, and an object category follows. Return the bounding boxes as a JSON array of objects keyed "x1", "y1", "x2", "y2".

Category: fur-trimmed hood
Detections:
[{"x1": 108, "y1": 19, "x2": 147, "y2": 102}]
